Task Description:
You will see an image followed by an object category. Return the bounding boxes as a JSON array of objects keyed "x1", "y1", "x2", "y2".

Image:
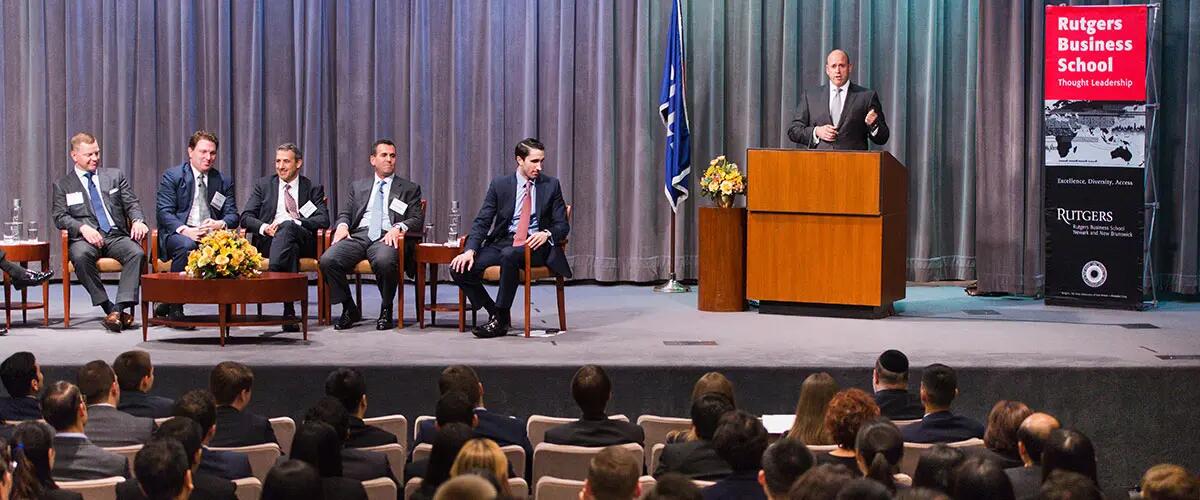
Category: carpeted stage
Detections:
[{"x1": 4, "y1": 282, "x2": 1198, "y2": 490}]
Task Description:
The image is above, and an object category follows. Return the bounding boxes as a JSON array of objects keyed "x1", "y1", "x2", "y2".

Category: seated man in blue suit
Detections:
[
  {"x1": 900, "y1": 363, "x2": 986, "y2": 443},
  {"x1": 172, "y1": 389, "x2": 253, "y2": 480},
  {"x1": 0, "y1": 352, "x2": 44, "y2": 421},
  {"x1": 154, "y1": 130, "x2": 239, "y2": 324},
  {"x1": 412, "y1": 365, "x2": 531, "y2": 467}
]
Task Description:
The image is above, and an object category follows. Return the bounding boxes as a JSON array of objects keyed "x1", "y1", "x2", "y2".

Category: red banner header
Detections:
[{"x1": 1044, "y1": 5, "x2": 1147, "y2": 101}]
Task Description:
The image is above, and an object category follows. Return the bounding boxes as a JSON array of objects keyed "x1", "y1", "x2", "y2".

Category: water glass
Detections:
[
  {"x1": 2, "y1": 222, "x2": 18, "y2": 242},
  {"x1": 423, "y1": 223, "x2": 436, "y2": 244},
  {"x1": 25, "y1": 222, "x2": 38, "y2": 242}
]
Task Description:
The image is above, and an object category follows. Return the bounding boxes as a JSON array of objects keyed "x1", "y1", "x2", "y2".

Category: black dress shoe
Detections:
[
  {"x1": 333, "y1": 306, "x2": 361, "y2": 330},
  {"x1": 11, "y1": 270, "x2": 52, "y2": 289},
  {"x1": 472, "y1": 316, "x2": 509, "y2": 339},
  {"x1": 375, "y1": 308, "x2": 394, "y2": 330},
  {"x1": 282, "y1": 321, "x2": 301, "y2": 333},
  {"x1": 168, "y1": 306, "x2": 196, "y2": 331},
  {"x1": 154, "y1": 303, "x2": 172, "y2": 318}
]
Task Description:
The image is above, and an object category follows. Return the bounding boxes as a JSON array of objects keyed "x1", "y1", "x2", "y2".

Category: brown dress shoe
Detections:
[
  {"x1": 120, "y1": 312, "x2": 135, "y2": 329},
  {"x1": 101, "y1": 312, "x2": 124, "y2": 332}
]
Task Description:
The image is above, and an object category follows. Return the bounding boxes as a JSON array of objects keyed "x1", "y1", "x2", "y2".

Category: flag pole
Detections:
[
  {"x1": 653, "y1": 0, "x2": 690, "y2": 294},
  {"x1": 654, "y1": 210, "x2": 689, "y2": 292}
]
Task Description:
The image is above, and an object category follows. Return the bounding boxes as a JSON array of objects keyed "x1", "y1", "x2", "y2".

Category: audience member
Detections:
[
  {"x1": 41, "y1": 381, "x2": 129, "y2": 480},
  {"x1": 667, "y1": 372, "x2": 737, "y2": 444},
  {"x1": 834, "y1": 478, "x2": 890, "y2": 500},
  {"x1": 871, "y1": 350, "x2": 924, "y2": 421},
  {"x1": 900, "y1": 364, "x2": 985, "y2": 443},
  {"x1": 891, "y1": 487, "x2": 951, "y2": 500},
  {"x1": 1004, "y1": 412, "x2": 1060, "y2": 500},
  {"x1": 289, "y1": 421, "x2": 367, "y2": 500},
  {"x1": 654, "y1": 393, "x2": 734, "y2": 480},
  {"x1": 645, "y1": 473, "x2": 703, "y2": 500},
  {"x1": 1038, "y1": 470, "x2": 1102, "y2": 500},
  {"x1": 411, "y1": 423, "x2": 475, "y2": 500},
  {"x1": 1040, "y1": 429, "x2": 1098, "y2": 488},
  {"x1": 704, "y1": 410, "x2": 769, "y2": 500},
  {"x1": 757, "y1": 438, "x2": 813, "y2": 500},
  {"x1": 449, "y1": 439, "x2": 511, "y2": 497},
  {"x1": 117, "y1": 417, "x2": 237, "y2": 500},
  {"x1": 113, "y1": 351, "x2": 174, "y2": 418},
  {"x1": 817, "y1": 388, "x2": 880, "y2": 471},
  {"x1": 133, "y1": 439, "x2": 193, "y2": 500},
  {"x1": 0, "y1": 437, "x2": 12, "y2": 500},
  {"x1": 581, "y1": 446, "x2": 642, "y2": 500},
  {"x1": 1139, "y1": 464, "x2": 1200, "y2": 500},
  {"x1": 209, "y1": 362, "x2": 276, "y2": 447},
  {"x1": 10, "y1": 422, "x2": 83, "y2": 500},
  {"x1": 787, "y1": 464, "x2": 856, "y2": 500},
  {"x1": 262, "y1": 460, "x2": 323, "y2": 500},
  {"x1": 785, "y1": 372, "x2": 837, "y2": 445},
  {"x1": 172, "y1": 389, "x2": 253, "y2": 480},
  {"x1": 970, "y1": 400, "x2": 1031, "y2": 469},
  {"x1": 911, "y1": 444, "x2": 965, "y2": 492},
  {"x1": 544, "y1": 365, "x2": 644, "y2": 447},
  {"x1": 413, "y1": 366, "x2": 531, "y2": 462},
  {"x1": 0, "y1": 353, "x2": 44, "y2": 422},
  {"x1": 951, "y1": 456, "x2": 1014, "y2": 500},
  {"x1": 324, "y1": 368, "x2": 398, "y2": 448},
  {"x1": 76, "y1": 360, "x2": 155, "y2": 447},
  {"x1": 407, "y1": 392, "x2": 478, "y2": 480},
  {"x1": 432, "y1": 475, "x2": 496, "y2": 500},
  {"x1": 855, "y1": 418, "x2": 906, "y2": 491},
  {"x1": 303, "y1": 397, "x2": 394, "y2": 483}
]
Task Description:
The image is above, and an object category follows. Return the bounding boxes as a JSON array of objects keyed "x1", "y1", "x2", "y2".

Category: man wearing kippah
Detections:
[{"x1": 871, "y1": 349, "x2": 924, "y2": 420}]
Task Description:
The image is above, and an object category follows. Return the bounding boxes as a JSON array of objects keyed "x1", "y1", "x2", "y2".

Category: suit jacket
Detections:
[
  {"x1": 413, "y1": 409, "x2": 532, "y2": 460},
  {"x1": 874, "y1": 389, "x2": 924, "y2": 421},
  {"x1": 84, "y1": 404, "x2": 156, "y2": 447},
  {"x1": 900, "y1": 411, "x2": 985, "y2": 444},
  {"x1": 0, "y1": 396, "x2": 42, "y2": 421},
  {"x1": 335, "y1": 175, "x2": 423, "y2": 235},
  {"x1": 965, "y1": 446, "x2": 1024, "y2": 470},
  {"x1": 787, "y1": 82, "x2": 890, "y2": 151},
  {"x1": 36, "y1": 490, "x2": 83, "y2": 500},
  {"x1": 211, "y1": 406, "x2": 277, "y2": 447},
  {"x1": 543, "y1": 415, "x2": 645, "y2": 448},
  {"x1": 653, "y1": 440, "x2": 731, "y2": 481},
  {"x1": 51, "y1": 434, "x2": 131, "y2": 481},
  {"x1": 346, "y1": 416, "x2": 399, "y2": 448},
  {"x1": 155, "y1": 162, "x2": 240, "y2": 255},
  {"x1": 52, "y1": 167, "x2": 145, "y2": 240},
  {"x1": 323, "y1": 477, "x2": 368, "y2": 500},
  {"x1": 199, "y1": 447, "x2": 253, "y2": 480},
  {"x1": 117, "y1": 470, "x2": 237, "y2": 500},
  {"x1": 464, "y1": 174, "x2": 571, "y2": 278},
  {"x1": 239, "y1": 174, "x2": 330, "y2": 255},
  {"x1": 342, "y1": 447, "x2": 396, "y2": 483},
  {"x1": 701, "y1": 471, "x2": 768, "y2": 500},
  {"x1": 1005, "y1": 465, "x2": 1042, "y2": 500},
  {"x1": 117, "y1": 391, "x2": 175, "y2": 419}
]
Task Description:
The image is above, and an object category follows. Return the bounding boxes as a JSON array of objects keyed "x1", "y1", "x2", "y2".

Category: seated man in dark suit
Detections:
[
  {"x1": 113, "y1": 350, "x2": 174, "y2": 418},
  {"x1": 654, "y1": 393, "x2": 734, "y2": 480},
  {"x1": 544, "y1": 365, "x2": 644, "y2": 447},
  {"x1": 0, "y1": 352, "x2": 44, "y2": 421},
  {"x1": 871, "y1": 349, "x2": 924, "y2": 420},
  {"x1": 1005, "y1": 412, "x2": 1061, "y2": 500},
  {"x1": 900, "y1": 363, "x2": 986, "y2": 443},
  {"x1": 42, "y1": 381, "x2": 130, "y2": 480},
  {"x1": 702, "y1": 410, "x2": 769, "y2": 500},
  {"x1": 239, "y1": 143, "x2": 330, "y2": 329},
  {"x1": 118, "y1": 417, "x2": 237, "y2": 500},
  {"x1": 406, "y1": 391, "x2": 477, "y2": 480},
  {"x1": 303, "y1": 396, "x2": 396, "y2": 483},
  {"x1": 324, "y1": 367, "x2": 397, "y2": 448},
  {"x1": 131, "y1": 439, "x2": 193, "y2": 500},
  {"x1": 757, "y1": 438, "x2": 815, "y2": 500},
  {"x1": 208, "y1": 362, "x2": 276, "y2": 447},
  {"x1": 786, "y1": 49, "x2": 890, "y2": 151},
  {"x1": 77, "y1": 360, "x2": 155, "y2": 447},
  {"x1": 581, "y1": 446, "x2": 642, "y2": 500},
  {"x1": 172, "y1": 389, "x2": 253, "y2": 480},
  {"x1": 411, "y1": 365, "x2": 531, "y2": 462}
]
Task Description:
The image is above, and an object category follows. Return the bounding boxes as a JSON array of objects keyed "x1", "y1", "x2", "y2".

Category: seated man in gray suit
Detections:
[
  {"x1": 113, "y1": 350, "x2": 174, "y2": 419},
  {"x1": 653, "y1": 393, "x2": 734, "y2": 481},
  {"x1": 77, "y1": 360, "x2": 155, "y2": 447},
  {"x1": 42, "y1": 381, "x2": 130, "y2": 480}
]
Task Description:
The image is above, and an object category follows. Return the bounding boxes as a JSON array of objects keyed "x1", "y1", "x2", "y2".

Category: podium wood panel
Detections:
[
  {"x1": 698, "y1": 207, "x2": 746, "y2": 312},
  {"x1": 747, "y1": 149, "x2": 905, "y2": 216}
]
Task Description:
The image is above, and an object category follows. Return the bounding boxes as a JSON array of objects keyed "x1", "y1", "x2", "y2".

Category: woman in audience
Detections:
[
  {"x1": 816, "y1": 388, "x2": 880, "y2": 470},
  {"x1": 10, "y1": 422, "x2": 81, "y2": 500},
  {"x1": 786, "y1": 372, "x2": 838, "y2": 445},
  {"x1": 668, "y1": 372, "x2": 738, "y2": 443},
  {"x1": 951, "y1": 456, "x2": 1015, "y2": 500},
  {"x1": 412, "y1": 423, "x2": 476, "y2": 500},
  {"x1": 979, "y1": 400, "x2": 1031, "y2": 469},
  {"x1": 289, "y1": 421, "x2": 367, "y2": 500},
  {"x1": 911, "y1": 444, "x2": 965, "y2": 493},
  {"x1": 0, "y1": 437, "x2": 14, "y2": 500},
  {"x1": 449, "y1": 439, "x2": 512, "y2": 498},
  {"x1": 1041, "y1": 429, "x2": 1099, "y2": 488},
  {"x1": 262, "y1": 460, "x2": 324, "y2": 500},
  {"x1": 854, "y1": 417, "x2": 907, "y2": 491}
]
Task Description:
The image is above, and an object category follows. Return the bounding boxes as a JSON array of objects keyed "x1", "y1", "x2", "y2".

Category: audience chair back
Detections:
[
  {"x1": 527, "y1": 414, "x2": 628, "y2": 449},
  {"x1": 269, "y1": 417, "x2": 296, "y2": 455},
  {"x1": 411, "y1": 443, "x2": 433, "y2": 465},
  {"x1": 893, "y1": 419, "x2": 921, "y2": 427},
  {"x1": 364, "y1": 414, "x2": 409, "y2": 452},
  {"x1": 693, "y1": 480, "x2": 715, "y2": 488},
  {"x1": 508, "y1": 477, "x2": 529, "y2": 500},
  {"x1": 58, "y1": 476, "x2": 126, "y2": 500},
  {"x1": 535, "y1": 477, "x2": 585, "y2": 500},
  {"x1": 502, "y1": 444, "x2": 527, "y2": 479},
  {"x1": 363, "y1": 477, "x2": 398, "y2": 500},
  {"x1": 103, "y1": 444, "x2": 142, "y2": 472},
  {"x1": 900, "y1": 438, "x2": 984, "y2": 476},
  {"x1": 60, "y1": 228, "x2": 148, "y2": 328},
  {"x1": 532, "y1": 442, "x2": 643, "y2": 489},
  {"x1": 403, "y1": 478, "x2": 421, "y2": 500},
  {"x1": 637, "y1": 415, "x2": 691, "y2": 466},
  {"x1": 649, "y1": 443, "x2": 666, "y2": 475},
  {"x1": 806, "y1": 444, "x2": 839, "y2": 453},
  {"x1": 210, "y1": 442, "x2": 283, "y2": 480},
  {"x1": 412, "y1": 415, "x2": 434, "y2": 443},
  {"x1": 361, "y1": 443, "x2": 406, "y2": 484},
  {"x1": 232, "y1": 477, "x2": 262, "y2": 500},
  {"x1": 639, "y1": 475, "x2": 656, "y2": 494}
]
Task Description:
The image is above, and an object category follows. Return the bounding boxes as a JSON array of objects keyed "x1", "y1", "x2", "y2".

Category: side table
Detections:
[
  {"x1": 415, "y1": 243, "x2": 474, "y2": 331},
  {"x1": 0, "y1": 241, "x2": 51, "y2": 328}
]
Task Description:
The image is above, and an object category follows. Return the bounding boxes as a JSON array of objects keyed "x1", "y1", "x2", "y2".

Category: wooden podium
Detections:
[{"x1": 745, "y1": 149, "x2": 907, "y2": 318}]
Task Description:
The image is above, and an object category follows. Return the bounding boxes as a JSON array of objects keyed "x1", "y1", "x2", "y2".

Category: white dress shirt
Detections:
[
  {"x1": 342, "y1": 174, "x2": 408, "y2": 234},
  {"x1": 262, "y1": 176, "x2": 303, "y2": 235}
]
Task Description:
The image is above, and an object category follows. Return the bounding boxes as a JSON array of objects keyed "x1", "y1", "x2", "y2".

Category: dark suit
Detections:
[
  {"x1": 543, "y1": 415, "x2": 645, "y2": 448},
  {"x1": 239, "y1": 174, "x2": 330, "y2": 272},
  {"x1": 702, "y1": 471, "x2": 767, "y2": 500},
  {"x1": 117, "y1": 391, "x2": 174, "y2": 419},
  {"x1": 199, "y1": 447, "x2": 253, "y2": 480},
  {"x1": 413, "y1": 409, "x2": 532, "y2": 459},
  {"x1": 0, "y1": 396, "x2": 41, "y2": 421},
  {"x1": 84, "y1": 404, "x2": 155, "y2": 447},
  {"x1": 874, "y1": 389, "x2": 924, "y2": 421},
  {"x1": 0, "y1": 249, "x2": 31, "y2": 278},
  {"x1": 117, "y1": 471, "x2": 237, "y2": 500},
  {"x1": 346, "y1": 416, "x2": 398, "y2": 448},
  {"x1": 155, "y1": 162, "x2": 239, "y2": 272},
  {"x1": 451, "y1": 174, "x2": 571, "y2": 316},
  {"x1": 787, "y1": 82, "x2": 890, "y2": 151},
  {"x1": 965, "y1": 446, "x2": 1023, "y2": 470},
  {"x1": 1005, "y1": 465, "x2": 1042, "y2": 500},
  {"x1": 52, "y1": 167, "x2": 147, "y2": 307},
  {"x1": 37, "y1": 490, "x2": 83, "y2": 500},
  {"x1": 653, "y1": 440, "x2": 731, "y2": 481},
  {"x1": 322, "y1": 477, "x2": 368, "y2": 500},
  {"x1": 51, "y1": 434, "x2": 131, "y2": 480},
  {"x1": 900, "y1": 411, "x2": 985, "y2": 444},
  {"x1": 319, "y1": 175, "x2": 424, "y2": 308},
  {"x1": 342, "y1": 447, "x2": 396, "y2": 482},
  {"x1": 210, "y1": 406, "x2": 277, "y2": 447}
]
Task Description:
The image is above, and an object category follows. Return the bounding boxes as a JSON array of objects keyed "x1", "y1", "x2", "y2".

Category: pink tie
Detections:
[
  {"x1": 513, "y1": 181, "x2": 532, "y2": 247},
  {"x1": 283, "y1": 185, "x2": 300, "y2": 219}
]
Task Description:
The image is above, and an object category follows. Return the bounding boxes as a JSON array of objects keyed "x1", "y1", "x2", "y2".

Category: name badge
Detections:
[
  {"x1": 389, "y1": 198, "x2": 408, "y2": 215},
  {"x1": 66, "y1": 192, "x2": 85, "y2": 206},
  {"x1": 210, "y1": 191, "x2": 226, "y2": 210},
  {"x1": 299, "y1": 201, "x2": 318, "y2": 218}
]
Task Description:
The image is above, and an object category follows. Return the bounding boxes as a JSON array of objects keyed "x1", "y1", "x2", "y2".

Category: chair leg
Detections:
[
  {"x1": 63, "y1": 273, "x2": 71, "y2": 328},
  {"x1": 458, "y1": 289, "x2": 466, "y2": 333},
  {"x1": 556, "y1": 276, "x2": 566, "y2": 331},
  {"x1": 354, "y1": 274, "x2": 362, "y2": 308},
  {"x1": 524, "y1": 277, "x2": 532, "y2": 339},
  {"x1": 256, "y1": 304, "x2": 262, "y2": 316}
]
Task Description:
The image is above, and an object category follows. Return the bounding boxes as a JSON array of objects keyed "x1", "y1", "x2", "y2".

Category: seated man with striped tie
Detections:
[
  {"x1": 449, "y1": 138, "x2": 572, "y2": 339},
  {"x1": 240, "y1": 143, "x2": 330, "y2": 331},
  {"x1": 52, "y1": 132, "x2": 149, "y2": 332}
]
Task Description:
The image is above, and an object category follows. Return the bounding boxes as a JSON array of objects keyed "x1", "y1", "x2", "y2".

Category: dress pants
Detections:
[
  {"x1": 68, "y1": 232, "x2": 145, "y2": 306},
  {"x1": 450, "y1": 237, "x2": 550, "y2": 315},
  {"x1": 0, "y1": 249, "x2": 26, "y2": 277},
  {"x1": 163, "y1": 232, "x2": 199, "y2": 273},
  {"x1": 264, "y1": 223, "x2": 316, "y2": 272},
  {"x1": 318, "y1": 228, "x2": 400, "y2": 308}
]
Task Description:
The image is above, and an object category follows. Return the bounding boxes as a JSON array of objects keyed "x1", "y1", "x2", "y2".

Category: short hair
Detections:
[
  {"x1": 40, "y1": 381, "x2": 83, "y2": 431},
  {"x1": 892, "y1": 488, "x2": 952, "y2": 500},
  {"x1": 572, "y1": 365, "x2": 612, "y2": 416},
  {"x1": 1, "y1": 352, "x2": 39, "y2": 397},
  {"x1": 1040, "y1": 470, "x2": 1102, "y2": 500},
  {"x1": 135, "y1": 439, "x2": 191, "y2": 500},
  {"x1": 438, "y1": 365, "x2": 482, "y2": 406},
  {"x1": 983, "y1": 400, "x2": 1031, "y2": 455},
  {"x1": 70, "y1": 132, "x2": 97, "y2": 151},
  {"x1": 324, "y1": 368, "x2": 366, "y2": 414},
  {"x1": 690, "y1": 393, "x2": 734, "y2": 440},
  {"x1": 425, "y1": 423, "x2": 476, "y2": 491},
  {"x1": 643, "y1": 473, "x2": 702, "y2": 500},
  {"x1": 262, "y1": 460, "x2": 323, "y2": 500},
  {"x1": 436, "y1": 391, "x2": 476, "y2": 427},
  {"x1": 836, "y1": 478, "x2": 892, "y2": 500},
  {"x1": 912, "y1": 444, "x2": 966, "y2": 492},
  {"x1": 514, "y1": 138, "x2": 545, "y2": 160},
  {"x1": 371, "y1": 138, "x2": 396, "y2": 156},
  {"x1": 788, "y1": 463, "x2": 857, "y2": 500},
  {"x1": 586, "y1": 446, "x2": 640, "y2": 500},
  {"x1": 303, "y1": 396, "x2": 351, "y2": 440},
  {"x1": 433, "y1": 474, "x2": 497, "y2": 500},
  {"x1": 855, "y1": 418, "x2": 904, "y2": 491},
  {"x1": 920, "y1": 364, "x2": 958, "y2": 408},
  {"x1": 172, "y1": 389, "x2": 217, "y2": 432},
  {"x1": 113, "y1": 351, "x2": 153, "y2": 391},
  {"x1": 188, "y1": 130, "x2": 218, "y2": 150},
  {"x1": 209, "y1": 361, "x2": 254, "y2": 405},
  {"x1": 290, "y1": 421, "x2": 343, "y2": 477},
  {"x1": 1041, "y1": 429, "x2": 1098, "y2": 486},
  {"x1": 77, "y1": 360, "x2": 116, "y2": 405},
  {"x1": 711, "y1": 410, "x2": 768, "y2": 472},
  {"x1": 690, "y1": 372, "x2": 736, "y2": 407},
  {"x1": 761, "y1": 438, "x2": 815, "y2": 496},
  {"x1": 1016, "y1": 413, "x2": 1060, "y2": 466},
  {"x1": 825, "y1": 388, "x2": 881, "y2": 449},
  {"x1": 154, "y1": 417, "x2": 204, "y2": 467},
  {"x1": 276, "y1": 142, "x2": 304, "y2": 161},
  {"x1": 951, "y1": 456, "x2": 1014, "y2": 500},
  {"x1": 874, "y1": 350, "x2": 909, "y2": 385},
  {"x1": 1140, "y1": 464, "x2": 1200, "y2": 500}
]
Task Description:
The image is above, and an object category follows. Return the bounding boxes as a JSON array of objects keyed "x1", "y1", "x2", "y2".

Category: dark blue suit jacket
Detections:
[
  {"x1": 413, "y1": 409, "x2": 533, "y2": 466},
  {"x1": 155, "y1": 162, "x2": 239, "y2": 256},
  {"x1": 199, "y1": 447, "x2": 253, "y2": 480},
  {"x1": 118, "y1": 391, "x2": 175, "y2": 419},
  {"x1": 900, "y1": 410, "x2": 985, "y2": 443},
  {"x1": 874, "y1": 389, "x2": 924, "y2": 421},
  {"x1": 465, "y1": 174, "x2": 571, "y2": 278},
  {"x1": 0, "y1": 396, "x2": 41, "y2": 421},
  {"x1": 701, "y1": 471, "x2": 767, "y2": 500}
]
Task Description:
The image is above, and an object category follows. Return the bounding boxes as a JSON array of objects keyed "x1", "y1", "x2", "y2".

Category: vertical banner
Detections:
[{"x1": 1043, "y1": 5, "x2": 1149, "y2": 308}]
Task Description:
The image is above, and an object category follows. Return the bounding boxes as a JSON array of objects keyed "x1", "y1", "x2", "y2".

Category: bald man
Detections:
[
  {"x1": 1005, "y1": 412, "x2": 1061, "y2": 499},
  {"x1": 788, "y1": 49, "x2": 890, "y2": 150}
]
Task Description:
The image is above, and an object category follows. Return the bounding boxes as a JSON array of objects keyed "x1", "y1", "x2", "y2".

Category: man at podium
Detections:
[{"x1": 787, "y1": 49, "x2": 890, "y2": 150}]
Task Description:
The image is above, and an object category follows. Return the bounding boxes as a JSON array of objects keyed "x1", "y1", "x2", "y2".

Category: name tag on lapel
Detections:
[
  {"x1": 66, "y1": 192, "x2": 85, "y2": 206},
  {"x1": 299, "y1": 201, "x2": 318, "y2": 218},
  {"x1": 210, "y1": 191, "x2": 227, "y2": 210},
  {"x1": 389, "y1": 198, "x2": 408, "y2": 215}
]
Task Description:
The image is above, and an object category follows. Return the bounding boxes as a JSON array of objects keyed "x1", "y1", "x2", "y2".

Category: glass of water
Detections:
[
  {"x1": 423, "y1": 223, "x2": 436, "y2": 244},
  {"x1": 25, "y1": 221, "x2": 37, "y2": 242},
  {"x1": 3, "y1": 222, "x2": 19, "y2": 242}
]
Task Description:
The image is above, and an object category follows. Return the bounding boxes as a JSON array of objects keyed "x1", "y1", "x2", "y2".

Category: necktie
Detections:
[
  {"x1": 831, "y1": 87, "x2": 843, "y2": 128},
  {"x1": 283, "y1": 184, "x2": 300, "y2": 219},
  {"x1": 83, "y1": 172, "x2": 112, "y2": 233},
  {"x1": 194, "y1": 175, "x2": 211, "y2": 223},
  {"x1": 513, "y1": 181, "x2": 532, "y2": 247},
  {"x1": 368, "y1": 180, "x2": 386, "y2": 241}
]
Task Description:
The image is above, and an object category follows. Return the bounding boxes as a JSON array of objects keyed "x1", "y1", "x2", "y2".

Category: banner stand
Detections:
[{"x1": 1140, "y1": 4, "x2": 1161, "y2": 310}]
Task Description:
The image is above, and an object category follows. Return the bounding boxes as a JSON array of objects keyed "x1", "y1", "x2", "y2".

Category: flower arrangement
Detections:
[
  {"x1": 699, "y1": 155, "x2": 746, "y2": 208},
  {"x1": 185, "y1": 230, "x2": 263, "y2": 279}
]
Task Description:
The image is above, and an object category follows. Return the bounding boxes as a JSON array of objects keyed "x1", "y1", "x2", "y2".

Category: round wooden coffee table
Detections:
[
  {"x1": 415, "y1": 243, "x2": 472, "y2": 331},
  {"x1": 140, "y1": 272, "x2": 309, "y2": 346},
  {"x1": 0, "y1": 241, "x2": 51, "y2": 328}
]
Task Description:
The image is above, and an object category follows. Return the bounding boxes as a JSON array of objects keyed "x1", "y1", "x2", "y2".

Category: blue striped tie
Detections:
[{"x1": 83, "y1": 172, "x2": 112, "y2": 233}]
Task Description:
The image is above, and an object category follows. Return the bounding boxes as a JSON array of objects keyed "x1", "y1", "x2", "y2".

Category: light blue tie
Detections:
[
  {"x1": 83, "y1": 172, "x2": 112, "y2": 233},
  {"x1": 368, "y1": 180, "x2": 386, "y2": 241}
]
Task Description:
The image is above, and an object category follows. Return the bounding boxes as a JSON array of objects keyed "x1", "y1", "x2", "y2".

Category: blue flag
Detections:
[{"x1": 659, "y1": 0, "x2": 690, "y2": 213}]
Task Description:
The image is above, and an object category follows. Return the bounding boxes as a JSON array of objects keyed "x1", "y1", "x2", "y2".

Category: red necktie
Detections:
[{"x1": 513, "y1": 181, "x2": 532, "y2": 247}]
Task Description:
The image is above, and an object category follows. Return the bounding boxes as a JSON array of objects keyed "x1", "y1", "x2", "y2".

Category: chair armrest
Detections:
[
  {"x1": 150, "y1": 229, "x2": 159, "y2": 266},
  {"x1": 61, "y1": 230, "x2": 70, "y2": 275},
  {"x1": 316, "y1": 229, "x2": 326, "y2": 256}
]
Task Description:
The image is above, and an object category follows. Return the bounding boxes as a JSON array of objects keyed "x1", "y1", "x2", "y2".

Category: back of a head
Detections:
[
  {"x1": 12, "y1": 421, "x2": 57, "y2": 496},
  {"x1": 644, "y1": 473, "x2": 702, "y2": 500},
  {"x1": 77, "y1": 360, "x2": 116, "y2": 405},
  {"x1": 209, "y1": 361, "x2": 253, "y2": 406},
  {"x1": 1140, "y1": 464, "x2": 1200, "y2": 500},
  {"x1": 586, "y1": 446, "x2": 640, "y2": 500},
  {"x1": 304, "y1": 396, "x2": 351, "y2": 440},
  {"x1": 836, "y1": 478, "x2": 892, "y2": 500},
  {"x1": 711, "y1": 409, "x2": 768, "y2": 473},
  {"x1": 984, "y1": 400, "x2": 1032, "y2": 455},
  {"x1": 426, "y1": 423, "x2": 476, "y2": 489},
  {"x1": 153, "y1": 417, "x2": 204, "y2": 468},
  {"x1": 437, "y1": 391, "x2": 477, "y2": 427},
  {"x1": 691, "y1": 372, "x2": 736, "y2": 407},
  {"x1": 450, "y1": 439, "x2": 509, "y2": 483},
  {"x1": 761, "y1": 438, "x2": 815, "y2": 497},
  {"x1": 135, "y1": 439, "x2": 191, "y2": 500},
  {"x1": 788, "y1": 463, "x2": 857, "y2": 500},
  {"x1": 263, "y1": 460, "x2": 324, "y2": 500},
  {"x1": 892, "y1": 488, "x2": 952, "y2": 500},
  {"x1": 291, "y1": 421, "x2": 344, "y2": 477},
  {"x1": 912, "y1": 443, "x2": 965, "y2": 492},
  {"x1": 324, "y1": 367, "x2": 366, "y2": 414},
  {"x1": 172, "y1": 389, "x2": 218, "y2": 432},
  {"x1": 951, "y1": 456, "x2": 1014, "y2": 500},
  {"x1": 1039, "y1": 470, "x2": 1102, "y2": 500},
  {"x1": 1041, "y1": 429, "x2": 1098, "y2": 487},
  {"x1": 439, "y1": 365, "x2": 482, "y2": 406},
  {"x1": 790, "y1": 372, "x2": 838, "y2": 443},
  {"x1": 825, "y1": 388, "x2": 881, "y2": 450},
  {"x1": 572, "y1": 364, "x2": 612, "y2": 417},
  {"x1": 854, "y1": 418, "x2": 903, "y2": 491},
  {"x1": 920, "y1": 364, "x2": 958, "y2": 408},
  {"x1": 1016, "y1": 412, "x2": 1060, "y2": 466},
  {"x1": 690, "y1": 393, "x2": 734, "y2": 441},
  {"x1": 113, "y1": 350, "x2": 153, "y2": 392},
  {"x1": 874, "y1": 349, "x2": 910, "y2": 386},
  {"x1": 433, "y1": 474, "x2": 497, "y2": 500},
  {"x1": 0, "y1": 352, "x2": 38, "y2": 397},
  {"x1": 40, "y1": 381, "x2": 82, "y2": 431}
]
